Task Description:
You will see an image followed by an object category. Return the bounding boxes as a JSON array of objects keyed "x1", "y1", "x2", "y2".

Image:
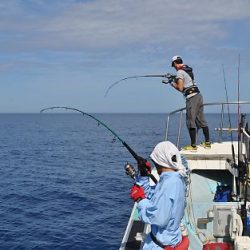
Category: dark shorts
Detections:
[{"x1": 186, "y1": 93, "x2": 208, "y2": 129}]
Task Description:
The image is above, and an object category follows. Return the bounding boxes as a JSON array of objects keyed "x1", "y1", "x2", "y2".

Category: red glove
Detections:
[{"x1": 130, "y1": 184, "x2": 145, "y2": 202}]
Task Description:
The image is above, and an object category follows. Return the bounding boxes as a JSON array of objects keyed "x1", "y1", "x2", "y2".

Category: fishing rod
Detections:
[
  {"x1": 222, "y1": 62, "x2": 249, "y2": 235},
  {"x1": 40, "y1": 106, "x2": 158, "y2": 184},
  {"x1": 224, "y1": 56, "x2": 249, "y2": 235},
  {"x1": 243, "y1": 121, "x2": 250, "y2": 236},
  {"x1": 237, "y1": 54, "x2": 241, "y2": 143},
  {"x1": 236, "y1": 55, "x2": 249, "y2": 236},
  {"x1": 222, "y1": 64, "x2": 245, "y2": 205},
  {"x1": 104, "y1": 73, "x2": 176, "y2": 97},
  {"x1": 236, "y1": 55, "x2": 244, "y2": 197},
  {"x1": 222, "y1": 64, "x2": 236, "y2": 166}
]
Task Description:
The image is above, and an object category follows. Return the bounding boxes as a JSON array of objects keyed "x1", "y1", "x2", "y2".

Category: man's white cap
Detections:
[{"x1": 171, "y1": 55, "x2": 182, "y2": 67}]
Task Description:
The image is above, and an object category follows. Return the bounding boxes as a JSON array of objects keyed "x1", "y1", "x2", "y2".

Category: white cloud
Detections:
[
  {"x1": 0, "y1": 0, "x2": 250, "y2": 113},
  {"x1": 0, "y1": 0, "x2": 250, "y2": 52}
]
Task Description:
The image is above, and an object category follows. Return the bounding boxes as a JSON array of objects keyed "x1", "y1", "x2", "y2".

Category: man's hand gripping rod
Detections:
[
  {"x1": 123, "y1": 142, "x2": 158, "y2": 184},
  {"x1": 161, "y1": 73, "x2": 176, "y2": 86}
]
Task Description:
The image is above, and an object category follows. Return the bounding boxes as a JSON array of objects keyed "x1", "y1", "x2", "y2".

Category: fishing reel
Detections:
[
  {"x1": 162, "y1": 73, "x2": 176, "y2": 85},
  {"x1": 124, "y1": 162, "x2": 136, "y2": 180}
]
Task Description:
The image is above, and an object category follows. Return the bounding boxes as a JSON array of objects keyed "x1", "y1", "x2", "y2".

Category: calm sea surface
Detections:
[{"x1": 0, "y1": 113, "x2": 242, "y2": 249}]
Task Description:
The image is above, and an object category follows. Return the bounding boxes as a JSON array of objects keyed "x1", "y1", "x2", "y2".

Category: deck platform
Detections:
[{"x1": 180, "y1": 141, "x2": 245, "y2": 170}]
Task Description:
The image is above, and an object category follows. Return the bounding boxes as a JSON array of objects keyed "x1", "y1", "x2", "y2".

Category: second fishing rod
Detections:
[
  {"x1": 40, "y1": 106, "x2": 158, "y2": 184},
  {"x1": 104, "y1": 73, "x2": 177, "y2": 97}
]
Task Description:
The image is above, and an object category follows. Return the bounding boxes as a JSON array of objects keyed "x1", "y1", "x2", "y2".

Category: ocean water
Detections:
[{"x1": 0, "y1": 113, "x2": 242, "y2": 249}]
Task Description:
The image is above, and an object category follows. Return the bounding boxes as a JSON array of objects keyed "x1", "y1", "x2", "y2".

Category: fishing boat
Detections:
[{"x1": 120, "y1": 101, "x2": 250, "y2": 250}]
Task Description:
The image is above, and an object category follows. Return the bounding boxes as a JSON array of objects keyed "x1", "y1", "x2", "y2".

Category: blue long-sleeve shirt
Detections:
[{"x1": 136, "y1": 172, "x2": 186, "y2": 249}]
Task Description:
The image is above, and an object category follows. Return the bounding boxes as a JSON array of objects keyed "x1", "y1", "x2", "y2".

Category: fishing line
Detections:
[
  {"x1": 104, "y1": 73, "x2": 176, "y2": 97},
  {"x1": 40, "y1": 106, "x2": 158, "y2": 184}
]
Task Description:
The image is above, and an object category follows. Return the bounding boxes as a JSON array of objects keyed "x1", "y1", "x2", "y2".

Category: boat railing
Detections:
[
  {"x1": 242, "y1": 128, "x2": 250, "y2": 160},
  {"x1": 164, "y1": 101, "x2": 250, "y2": 150}
]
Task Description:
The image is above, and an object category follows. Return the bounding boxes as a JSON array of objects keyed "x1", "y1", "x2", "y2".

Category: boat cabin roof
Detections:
[{"x1": 181, "y1": 141, "x2": 245, "y2": 171}]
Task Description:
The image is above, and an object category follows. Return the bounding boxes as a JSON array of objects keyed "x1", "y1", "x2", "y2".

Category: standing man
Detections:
[
  {"x1": 170, "y1": 55, "x2": 211, "y2": 150},
  {"x1": 130, "y1": 141, "x2": 189, "y2": 249}
]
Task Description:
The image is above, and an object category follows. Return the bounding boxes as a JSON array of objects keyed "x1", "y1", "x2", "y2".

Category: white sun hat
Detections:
[{"x1": 150, "y1": 141, "x2": 187, "y2": 177}]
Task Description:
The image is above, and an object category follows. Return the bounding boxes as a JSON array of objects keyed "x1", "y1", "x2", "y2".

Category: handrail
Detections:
[{"x1": 164, "y1": 101, "x2": 250, "y2": 148}]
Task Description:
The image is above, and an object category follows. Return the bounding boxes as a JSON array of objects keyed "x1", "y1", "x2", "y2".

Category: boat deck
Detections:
[{"x1": 180, "y1": 141, "x2": 245, "y2": 170}]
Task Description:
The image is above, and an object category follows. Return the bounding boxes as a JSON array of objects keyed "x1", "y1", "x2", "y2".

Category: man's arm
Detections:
[{"x1": 172, "y1": 78, "x2": 184, "y2": 92}]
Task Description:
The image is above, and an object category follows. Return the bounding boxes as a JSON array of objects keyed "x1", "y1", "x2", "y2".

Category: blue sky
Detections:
[{"x1": 0, "y1": 0, "x2": 250, "y2": 113}]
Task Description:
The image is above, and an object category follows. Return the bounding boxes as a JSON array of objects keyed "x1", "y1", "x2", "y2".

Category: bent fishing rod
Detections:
[
  {"x1": 40, "y1": 106, "x2": 158, "y2": 184},
  {"x1": 104, "y1": 73, "x2": 176, "y2": 97}
]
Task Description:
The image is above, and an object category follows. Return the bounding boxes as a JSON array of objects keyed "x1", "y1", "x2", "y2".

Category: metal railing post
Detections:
[{"x1": 177, "y1": 111, "x2": 183, "y2": 148}]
